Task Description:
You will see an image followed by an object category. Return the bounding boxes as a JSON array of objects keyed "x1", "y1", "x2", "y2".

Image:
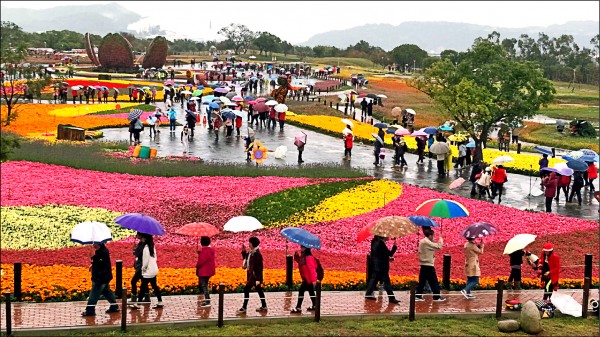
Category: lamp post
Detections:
[
  {"x1": 413, "y1": 59, "x2": 416, "y2": 73},
  {"x1": 405, "y1": 64, "x2": 408, "y2": 73}
]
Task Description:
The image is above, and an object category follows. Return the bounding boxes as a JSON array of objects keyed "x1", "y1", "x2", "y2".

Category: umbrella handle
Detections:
[{"x1": 285, "y1": 239, "x2": 288, "y2": 256}]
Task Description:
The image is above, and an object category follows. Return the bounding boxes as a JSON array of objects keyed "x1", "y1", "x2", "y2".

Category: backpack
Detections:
[{"x1": 315, "y1": 257, "x2": 324, "y2": 281}]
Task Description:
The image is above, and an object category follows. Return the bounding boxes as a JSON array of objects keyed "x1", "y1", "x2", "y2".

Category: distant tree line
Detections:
[{"x1": 2, "y1": 21, "x2": 598, "y2": 84}]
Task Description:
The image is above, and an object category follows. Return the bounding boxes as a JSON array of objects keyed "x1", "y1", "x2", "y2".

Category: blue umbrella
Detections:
[
  {"x1": 374, "y1": 122, "x2": 388, "y2": 129},
  {"x1": 245, "y1": 95, "x2": 255, "y2": 100},
  {"x1": 371, "y1": 133, "x2": 384, "y2": 144},
  {"x1": 534, "y1": 146, "x2": 553, "y2": 156},
  {"x1": 566, "y1": 159, "x2": 589, "y2": 172},
  {"x1": 562, "y1": 151, "x2": 585, "y2": 162},
  {"x1": 210, "y1": 84, "x2": 219, "y2": 89},
  {"x1": 423, "y1": 127, "x2": 437, "y2": 134},
  {"x1": 439, "y1": 125, "x2": 453, "y2": 131},
  {"x1": 386, "y1": 127, "x2": 398, "y2": 135},
  {"x1": 114, "y1": 213, "x2": 165, "y2": 236},
  {"x1": 408, "y1": 216, "x2": 439, "y2": 228},
  {"x1": 466, "y1": 141, "x2": 476, "y2": 148},
  {"x1": 196, "y1": 85, "x2": 205, "y2": 90},
  {"x1": 579, "y1": 149, "x2": 599, "y2": 163},
  {"x1": 280, "y1": 227, "x2": 321, "y2": 250},
  {"x1": 209, "y1": 102, "x2": 220, "y2": 109}
]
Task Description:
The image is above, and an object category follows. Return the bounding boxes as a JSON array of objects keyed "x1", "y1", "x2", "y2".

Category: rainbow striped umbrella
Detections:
[{"x1": 415, "y1": 199, "x2": 469, "y2": 218}]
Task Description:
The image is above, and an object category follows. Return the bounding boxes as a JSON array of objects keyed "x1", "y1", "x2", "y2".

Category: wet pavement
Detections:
[{"x1": 1, "y1": 289, "x2": 594, "y2": 331}]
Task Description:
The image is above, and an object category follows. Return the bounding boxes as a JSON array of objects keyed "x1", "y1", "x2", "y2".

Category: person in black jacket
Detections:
[
  {"x1": 82, "y1": 243, "x2": 119, "y2": 316},
  {"x1": 130, "y1": 233, "x2": 150, "y2": 303},
  {"x1": 568, "y1": 171, "x2": 584, "y2": 205},
  {"x1": 364, "y1": 236, "x2": 400, "y2": 304},
  {"x1": 237, "y1": 237, "x2": 267, "y2": 314},
  {"x1": 507, "y1": 249, "x2": 525, "y2": 290},
  {"x1": 469, "y1": 161, "x2": 483, "y2": 195}
]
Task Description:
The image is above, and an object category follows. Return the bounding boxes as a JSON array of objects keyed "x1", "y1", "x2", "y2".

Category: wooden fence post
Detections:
[{"x1": 495, "y1": 279, "x2": 505, "y2": 319}]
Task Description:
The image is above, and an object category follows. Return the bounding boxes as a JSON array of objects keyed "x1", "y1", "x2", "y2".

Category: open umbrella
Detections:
[
  {"x1": 224, "y1": 216, "x2": 263, "y2": 233},
  {"x1": 341, "y1": 119, "x2": 354, "y2": 128},
  {"x1": 280, "y1": 227, "x2": 321, "y2": 250},
  {"x1": 423, "y1": 126, "x2": 437, "y2": 134},
  {"x1": 245, "y1": 95, "x2": 255, "y2": 100},
  {"x1": 371, "y1": 133, "x2": 384, "y2": 144},
  {"x1": 127, "y1": 109, "x2": 143, "y2": 121},
  {"x1": 265, "y1": 100, "x2": 278, "y2": 106},
  {"x1": 447, "y1": 134, "x2": 467, "y2": 142},
  {"x1": 114, "y1": 213, "x2": 165, "y2": 236},
  {"x1": 566, "y1": 159, "x2": 588, "y2": 171},
  {"x1": 219, "y1": 96, "x2": 232, "y2": 105},
  {"x1": 202, "y1": 95, "x2": 215, "y2": 102},
  {"x1": 407, "y1": 216, "x2": 439, "y2": 228},
  {"x1": 232, "y1": 96, "x2": 244, "y2": 102},
  {"x1": 181, "y1": 90, "x2": 192, "y2": 95},
  {"x1": 374, "y1": 122, "x2": 388, "y2": 129},
  {"x1": 503, "y1": 234, "x2": 536, "y2": 255},
  {"x1": 415, "y1": 199, "x2": 469, "y2": 219},
  {"x1": 579, "y1": 149, "x2": 599, "y2": 162},
  {"x1": 294, "y1": 131, "x2": 307, "y2": 148},
  {"x1": 71, "y1": 85, "x2": 83, "y2": 90},
  {"x1": 232, "y1": 110, "x2": 244, "y2": 118},
  {"x1": 410, "y1": 130, "x2": 428, "y2": 137},
  {"x1": 208, "y1": 102, "x2": 220, "y2": 109},
  {"x1": 254, "y1": 102, "x2": 269, "y2": 112},
  {"x1": 439, "y1": 125, "x2": 453, "y2": 131},
  {"x1": 395, "y1": 128, "x2": 410, "y2": 136},
  {"x1": 369, "y1": 216, "x2": 418, "y2": 238},
  {"x1": 541, "y1": 167, "x2": 559, "y2": 173},
  {"x1": 553, "y1": 162, "x2": 574, "y2": 176},
  {"x1": 215, "y1": 87, "x2": 229, "y2": 94},
  {"x1": 192, "y1": 89, "x2": 203, "y2": 97},
  {"x1": 492, "y1": 155, "x2": 515, "y2": 165},
  {"x1": 246, "y1": 100, "x2": 257, "y2": 105},
  {"x1": 562, "y1": 151, "x2": 585, "y2": 162},
  {"x1": 391, "y1": 107, "x2": 403, "y2": 117},
  {"x1": 466, "y1": 141, "x2": 476, "y2": 148},
  {"x1": 534, "y1": 146, "x2": 553, "y2": 156},
  {"x1": 429, "y1": 142, "x2": 450, "y2": 155},
  {"x1": 449, "y1": 177, "x2": 466, "y2": 190},
  {"x1": 461, "y1": 222, "x2": 497, "y2": 239},
  {"x1": 176, "y1": 222, "x2": 219, "y2": 237},
  {"x1": 357, "y1": 222, "x2": 377, "y2": 243},
  {"x1": 405, "y1": 108, "x2": 416, "y2": 115},
  {"x1": 202, "y1": 88, "x2": 214, "y2": 95},
  {"x1": 274, "y1": 146, "x2": 288, "y2": 158},
  {"x1": 377, "y1": 94, "x2": 388, "y2": 98},
  {"x1": 70, "y1": 221, "x2": 112, "y2": 245},
  {"x1": 274, "y1": 104, "x2": 288, "y2": 113},
  {"x1": 256, "y1": 97, "x2": 267, "y2": 103}
]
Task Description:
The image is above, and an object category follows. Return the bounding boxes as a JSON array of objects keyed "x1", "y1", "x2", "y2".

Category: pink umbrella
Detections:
[
  {"x1": 254, "y1": 102, "x2": 269, "y2": 112},
  {"x1": 247, "y1": 100, "x2": 257, "y2": 105},
  {"x1": 410, "y1": 130, "x2": 428, "y2": 137},
  {"x1": 294, "y1": 131, "x2": 307, "y2": 148},
  {"x1": 394, "y1": 128, "x2": 410, "y2": 136},
  {"x1": 232, "y1": 96, "x2": 244, "y2": 102},
  {"x1": 449, "y1": 177, "x2": 466, "y2": 190},
  {"x1": 256, "y1": 97, "x2": 267, "y2": 103}
]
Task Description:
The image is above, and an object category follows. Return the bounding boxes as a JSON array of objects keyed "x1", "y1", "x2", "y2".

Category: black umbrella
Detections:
[{"x1": 366, "y1": 93, "x2": 378, "y2": 99}]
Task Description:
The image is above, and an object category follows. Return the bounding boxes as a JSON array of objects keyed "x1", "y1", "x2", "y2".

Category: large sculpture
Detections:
[
  {"x1": 142, "y1": 36, "x2": 168, "y2": 69},
  {"x1": 84, "y1": 33, "x2": 100, "y2": 66},
  {"x1": 97, "y1": 33, "x2": 134, "y2": 69},
  {"x1": 270, "y1": 75, "x2": 293, "y2": 104}
]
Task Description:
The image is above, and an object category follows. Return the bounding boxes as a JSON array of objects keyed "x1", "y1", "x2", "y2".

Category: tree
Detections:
[
  {"x1": 253, "y1": 32, "x2": 281, "y2": 56},
  {"x1": 411, "y1": 40, "x2": 555, "y2": 162},
  {"x1": 217, "y1": 24, "x2": 256, "y2": 54},
  {"x1": 0, "y1": 21, "x2": 27, "y2": 51},
  {"x1": 390, "y1": 44, "x2": 428, "y2": 72},
  {"x1": 0, "y1": 133, "x2": 20, "y2": 162}
]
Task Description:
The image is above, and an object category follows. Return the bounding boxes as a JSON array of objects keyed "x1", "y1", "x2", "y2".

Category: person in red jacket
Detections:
[
  {"x1": 268, "y1": 107, "x2": 276, "y2": 129},
  {"x1": 97, "y1": 89, "x2": 102, "y2": 104},
  {"x1": 537, "y1": 242, "x2": 560, "y2": 300},
  {"x1": 542, "y1": 172, "x2": 558, "y2": 212},
  {"x1": 490, "y1": 165, "x2": 508, "y2": 203},
  {"x1": 343, "y1": 125, "x2": 353, "y2": 160},
  {"x1": 235, "y1": 116, "x2": 243, "y2": 137},
  {"x1": 555, "y1": 173, "x2": 571, "y2": 203},
  {"x1": 196, "y1": 236, "x2": 216, "y2": 307},
  {"x1": 291, "y1": 246, "x2": 318, "y2": 313},
  {"x1": 71, "y1": 89, "x2": 78, "y2": 104},
  {"x1": 587, "y1": 162, "x2": 597, "y2": 192},
  {"x1": 278, "y1": 110, "x2": 286, "y2": 131}
]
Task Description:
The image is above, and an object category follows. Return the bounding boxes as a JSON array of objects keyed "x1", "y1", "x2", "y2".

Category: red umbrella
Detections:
[
  {"x1": 254, "y1": 102, "x2": 269, "y2": 112},
  {"x1": 175, "y1": 222, "x2": 219, "y2": 237},
  {"x1": 357, "y1": 222, "x2": 377, "y2": 243}
]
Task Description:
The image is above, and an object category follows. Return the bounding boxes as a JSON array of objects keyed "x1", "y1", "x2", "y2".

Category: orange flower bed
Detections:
[
  {"x1": 0, "y1": 264, "x2": 595, "y2": 302},
  {"x1": 1, "y1": 104, "x2": 129, "y2": 139}
]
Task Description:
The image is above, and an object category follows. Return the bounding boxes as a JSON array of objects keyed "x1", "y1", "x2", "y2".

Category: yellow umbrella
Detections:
[
  {"x1": 448, "y1": 134, "x2": 467, "y2": 142},
  {"x1": 202, "y1": 87, "x2": 214, "y2": 95}
]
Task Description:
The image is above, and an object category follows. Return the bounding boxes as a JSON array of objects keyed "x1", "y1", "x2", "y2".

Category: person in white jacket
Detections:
[
  {"x1": 415, "y1": 228, "x2": 445, "y2": 302},
  {"x1": 477, "y1": 167, "x2": 493, "y2": 198},
  {"x1": 131, "y1": 234, "x2": 163, "y2": 309}
]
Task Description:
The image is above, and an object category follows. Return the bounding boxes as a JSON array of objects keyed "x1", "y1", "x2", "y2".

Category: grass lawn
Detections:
[
  {"x1": 60, "y1": 316, "x2": 598, "y2": 337},
  {"x1": 540, "y1": 105, "x2": 599, "y2": 124},
  {"x1": 519, "y1": 123, "x2": 599, "y2": 152}
]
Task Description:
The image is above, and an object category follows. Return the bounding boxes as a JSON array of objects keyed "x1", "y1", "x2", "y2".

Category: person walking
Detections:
[
  {"x1": 461, "y1": 237, "x2": 484, "y2": 299},
  {"x1": 435, "y1": 144, "x2": 447, "y2": 176},
  {"x1": 555, "y1": 173, "x2": 570, "y2": 203},
  {"x1": 196, "y1": 236, "x2": 216, "y2": 307},
  {"x1": 415, "y1": 228, "x2": 445, "y2": 301},
  {"x1": 427, "y1": 134, "x2": 435, "y2": 159},
  {"x1": 181, "y1": 125, "x2": 190, "y2": 155},
  {"x1": 416, "y1": 136, "x2": 426, "y2": 164},
  {"x1": 455, "y1": 141, "x2": 467, "y2": 169},
  {"x1": 278, "y1": 110, "x2": 286, "y2": 131},
  {"x1": 81, "y1": 243, "x2": 119, "y2": 316},
  {"x1": 343, "y1": 127, "x2": 353, "y2": 160},
  {"x1": 237, "y1": 237, "x2": 267, "y2": 314},
  {"x1": 542, "y1": 172, "x2": 558, "y2": 212},
  {"x1": 477, "y1": 167, "x2": 493, "y2": 198},
  {"x1": 133, "y1": 118, "x2": 143, "y2": 145},
  {"x1": 290, "y1": 246, "x2": 318, "y2": 313},
  {"x1": 235, "y1": 115, "x2": 243, "y2": 137},
  {"x1": 130, "y1": 233, "x2": 150, "y2": 303},
  {"x1": 268, "y1": 106, "x2": 276, "y2": 130},
  {"x1": 367, "y1": 101, "x2": 373, "y2": 125},
  {"x1": 147, "y1": 114, "x2": 157, "y2": 138},
  {"x1": 469, "y1": 162, "x2": 483, "y2": 195},
  {"x1": 539, "y1": 154, "x2": 549, "y2": 177},
  {"x1": 392, "y1": 135, "x2": 408, "y2": 167},
  {"x1": 112, "y1": 89, "x2": 118, "y2": 103},
  {"x1": 168, "y1": 107, "x2": 177, "y2": 132},
  {"x1": 568, "y1": 171, "x2": 584, "y2": 205},
  {"x1": 131, "y1": 234, "x2": 163, "y2": 309},
  {"x1": 506, "y1": 249, "x2": 525, "y2": 290},
  {"x1": 537, "y1": 242, "x2": 560, "y2": 300},
  {"x1": 490, "y1": 165, "x2": 507, "y2": 203},
  {"x1": 364, "y1": 236, "x2": 400, "y2": 304},
  {"x1": 374, "y1": 135, "x2": 384, "y2": 166},
  {"x1": 587, "y1": 162, "x2": 597, "y2": 193},
  {"x1": 360, "y1": 98, "x2": 368, "y2": 122}
]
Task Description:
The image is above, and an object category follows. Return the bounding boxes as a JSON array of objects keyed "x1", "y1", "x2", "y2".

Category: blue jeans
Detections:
[
  {"x1": 464, "y1": 276, "x2": 480, "y2": 294},
  {"x1": 85, "y1": 282, "x2": 117, "y2": 314},
  {"x1": 169, "y1": 119, "x2": 176, "y2": 131}
]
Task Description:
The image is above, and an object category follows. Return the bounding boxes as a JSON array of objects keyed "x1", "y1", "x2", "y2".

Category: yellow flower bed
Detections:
[
  {"x1": 287, "y1": 115, "x2": 566, "y2": 174},
  {"x1": 48, "y1": 103, "x2": 140, "y2": 117},
  {"x1": 274, "y1": 180, "x2": 402, "y2": 227}
]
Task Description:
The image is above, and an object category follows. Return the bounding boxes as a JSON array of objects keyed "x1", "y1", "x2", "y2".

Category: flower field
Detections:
[
  {"x1": 287, "y1": 115, "x2": 567, "y2": 175},
  {"x1": 1, "y1": 161, "x2": 597, "y2": 302}
]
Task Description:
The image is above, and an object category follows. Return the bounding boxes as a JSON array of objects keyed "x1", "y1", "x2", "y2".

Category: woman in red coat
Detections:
[
  {"x1": 343, "y1": 125, "x2": 353, "y2": 160},
  {"x1": 537, "y1": 242, "x2": 560, "y2": 300},
  {"x1": 235, "y1": 116, "x2": 243, "y2": 137},
  {"x1": 291, "y1": 246, "x2": 318, "y2": 313},
  {"x1": 542, "y1": 172, "x2": 558, "y2": 212},
  {"x1": 490, "y1": 165, "x2": 508, "y2": 203},
  {"x1": 587, "y1": 162, "x2": 597, "y2": 192},
  {"x1": 196, "y1": 236, "x2": 216, "y2": 307}
]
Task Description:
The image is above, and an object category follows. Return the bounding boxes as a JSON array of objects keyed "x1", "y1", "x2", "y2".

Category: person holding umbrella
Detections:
[
  {"x1": 131, "y1": 233, "x2": 163, "y2": 309},
  {"x1": 364, "y1": 236, "x2": 400, "y2": 304},
  {"x1": 469, "y1": 161, "x2": 483, "y2": 195},
  {"x1": 490, "y1": 165, "x2": 508, "y2": 203},
  {"x1": 130, "y1": 233, "x2": 150, "y2": 303},
  {"x1": 196, "y1": 236, "x2": 216, "y2": 307},
  {"x1": 537, "y1": 243, "x2": 560, "y2": 300},
  {"x1": 295, "y1": 132, "x2": 307, "y2": 164},
  {"x1": 415, "y1": 228, "x2": 445, "y2": 302},
  {"x1": 82, "y1": 242, "x2": 119, "y2": 316},
  {"x1": 373, "y1": 134, "x2": 384, "y2": 166},
  {"x1": 587, "y1": 162, "x2": 597, "y2": 193},
  {"x1": 181, "y1": 125, "x2": 190, "y2": 155},
  {"x1": 568, "y1": 171, "x2": 585, "y2": 205},
  {"x1": 237, "y1": 237, "x2": 267, "y2": 314},
  {"x1": 461, "y1": 236, "x2": 484, "y2": 299},
  {"x1": 416, "y1": 136, "x2": 426, "y2": 164},
  {"x1": 507, "y1": 249, "x2": 525, "y2": 290},
  {"x1": 343, "y1": 125, "x2": 353, "y2": 160},
  {"x1": 291, "y1": 246, "x2": 318, "y2": 313},
  {"x1": 392, "y1": 135, "x2": 408, "y2": 168},
  {"x1": 542, "y1": 172, "x2": 558, "y2": 212}
]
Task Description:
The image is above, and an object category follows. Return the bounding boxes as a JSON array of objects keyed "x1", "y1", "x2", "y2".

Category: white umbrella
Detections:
[
  {"x1": 219, "y1": 97, "x2": 232, "y2": 105},
  {"x1": 70, "y1": 221, "x2": 112, "y2": 245},
  {"x1": 248, "y1": 56, "x2": 257, "y2": 59},
  {"x1": 274, "y1": 104, "x2": 288, "y2": 113},
  {"x1": 550, "y1": 292, "x2": 582, "y2": 317},
  {"x1": 341, "y1": 118, "x2": 354, "y2": 128},
  {"x1": 265, "y1": 100, "x2": 278, "y2": 106},
  {"x1": 405, "y1": 108, "x2": 416, "y2": 115},
  {"x1": 492, "y1": 155, "x2": 515, "y2": 165},
  {"x1": 189, "y1": 97, "x2": 200, "y2": 101},
  {"x1": 181, "y1": 90, "x2": 192, "y2": 95},
  {"x1": 376, "y1": 94, "x2": 388, "y2": 98},
  {"x1": 429, "y1": 142, "x2": 451, "y2": 155},
  {"x1": 342, "y1": 128, "x2": 353, "y2": 136},
  {"x1": 520, "y1": 182, "x2": 544, "y2": 197},
  {"x1": 503, "y1": 234, "x2": 536, "y2": 255},
  {"x1": 553, "y1": 162, "x2": 574, "y2": 176},
  {"x1": 223, "y1": 216, "x2": 263, "y2": 233},
  {"x1": 274, "y1": 145, "x2": 288, "y2": 158}
]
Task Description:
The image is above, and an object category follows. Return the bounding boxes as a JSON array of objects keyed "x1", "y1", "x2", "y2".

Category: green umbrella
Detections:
[{"x1": 193, "y1": 89, "x2": 203, "y2": 97}]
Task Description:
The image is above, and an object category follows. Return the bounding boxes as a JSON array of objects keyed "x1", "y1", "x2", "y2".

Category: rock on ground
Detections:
[
  {"x1": 498, "y1": 319, "x2": 520, "y2": 332},
  {"x1": 520, "y1": 300, "x2": 543, "y2": 334}
]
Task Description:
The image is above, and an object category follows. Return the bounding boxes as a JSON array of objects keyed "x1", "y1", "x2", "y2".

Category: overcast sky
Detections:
[{"x1": 2, "y1": 1, "x2": 599, "y2": 43}]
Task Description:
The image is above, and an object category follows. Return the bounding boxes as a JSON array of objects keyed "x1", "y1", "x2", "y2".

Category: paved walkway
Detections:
[{"x1": 1, "y1": 289, "x2": 594, "y2": 331}]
